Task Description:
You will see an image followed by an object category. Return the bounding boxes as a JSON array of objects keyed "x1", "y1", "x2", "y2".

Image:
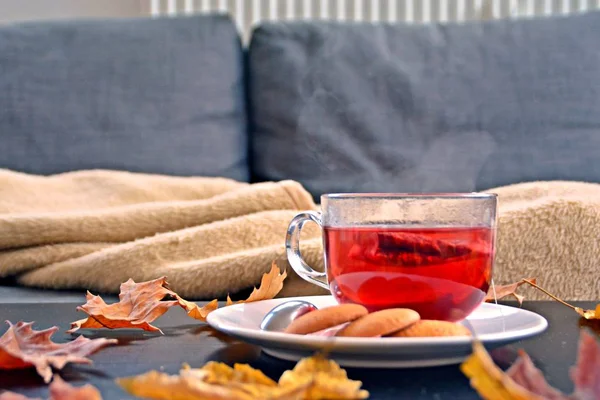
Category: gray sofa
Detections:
[{"x1": 1, "y1": 12, "x2": 599, "y2": 301}]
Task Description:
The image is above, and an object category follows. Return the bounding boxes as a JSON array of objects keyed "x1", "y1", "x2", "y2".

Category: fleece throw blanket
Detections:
[{"x1": 0, "y1": 170, "x2": 597, "y2": 300}]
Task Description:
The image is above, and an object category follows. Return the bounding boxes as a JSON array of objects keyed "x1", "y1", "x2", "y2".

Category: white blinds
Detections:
[{"x1": 150, "y1": 0, "x2": 600, "y2": 41}]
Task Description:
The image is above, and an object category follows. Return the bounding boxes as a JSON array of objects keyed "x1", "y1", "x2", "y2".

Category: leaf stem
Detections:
[{"x1": 521, "y1": 279, "x2": 577, "y2": 311}]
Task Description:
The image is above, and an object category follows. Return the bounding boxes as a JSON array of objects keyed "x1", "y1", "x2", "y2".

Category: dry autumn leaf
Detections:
[
  {"x1": 227, "y1": 263, "x2": 287, "y2": 306},
  {"x1": 461, "y1": 329, "x2": 599, "y2": 400},
  {"x1": 0, "y1": 393, "x2": 40, "y2": 400},
  {"x1": 460, "y1": 341, "x2": 547, "y2": 400},
  {"x1": 0, "y1": 375, "x2": 102, "y2": 400},
  {"x1": 67, "y1": 278, "x2": 181, "y2": 334},
  {"x1": 48, "y1": 375, "x2": 102, "y2": 400},
  {"x1": 279, "y1": 354, "x2": 369, "y2": 400},
  {"x1": 69, "y1": 263, "x2": 287, "y2": 332},
  {"x1": 484, "y1": 278, "x2": 537, "y2": 305},
  {"x1": 0, "y1": 321, "x2": 116, "y2": 383},
  {"x1": 117, "y1": 354, "x2": 368, "y2": 400}
]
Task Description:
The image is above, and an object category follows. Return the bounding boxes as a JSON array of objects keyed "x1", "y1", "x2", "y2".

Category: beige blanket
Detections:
[{"x1": 0, "y1": 170, "x2": 597, "y2": 300}]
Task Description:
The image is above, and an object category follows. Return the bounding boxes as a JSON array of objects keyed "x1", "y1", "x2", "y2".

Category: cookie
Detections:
[
  {"x1": 336, "y1": 308, "x2": 420, "y2": 337},
  {"x1": 387, "y1": 320, "x2": 472, "y2": 337},
  {"x1": 284, "y1": 304, "x2": 368, "y2": 335}
]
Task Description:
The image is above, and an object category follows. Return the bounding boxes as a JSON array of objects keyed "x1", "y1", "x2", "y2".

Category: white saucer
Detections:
[{"x1": 207, "y1": 296, "x2": 548, "y2": 368}]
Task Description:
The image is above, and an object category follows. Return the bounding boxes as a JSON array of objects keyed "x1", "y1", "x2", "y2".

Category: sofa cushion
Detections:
[
  {"x1": 248, "y1": 12, "x2": 600, "y2": 198},
  {"x1": 0, "y1": 15, "x2": 248, "y2": 181}
]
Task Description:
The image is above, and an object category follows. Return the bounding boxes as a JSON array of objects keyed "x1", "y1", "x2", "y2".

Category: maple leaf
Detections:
[
  {"x1": 67, "y1": 277, "x2": 181, "y2": 334},
  {"x1": 0, "y1": 321, "x2": 116, "y2": 383},
  {"x1": 0, "y1": 393, "x2": 41, "y2": 400},
  {"x1": 117, "y1": 355, "x2": 367, "y2": 400},
  {"x1": 226, "y1": 263, "x2": 287, "y2": 307},
  {"x1": 485, "y1": 278, "x2": 537, "y2": 305},
  {"x1": 461, "y1": 330, "x2": 600, "y2": 400},
  {"x1": 279, "y1": 354, "x2": 369, "y2": 399},
  {"x1": 69, "y1": 263, "x2": 287, "y2": 332},
  {"x1": 175, "y1": 298, "x2": 219, "y2": 322},
  {"x1": 460, "y1": 341, "x2": 549, "y2": 400},
  {"x1": 570, "y1": 330, "x2": 600, "y2": 400},
  {"x1": 48, "y1": 375, "x2": 102, "y2": 400},
  {"x1": 0, "y1": 375, "x2": 102, "y2": 400}
]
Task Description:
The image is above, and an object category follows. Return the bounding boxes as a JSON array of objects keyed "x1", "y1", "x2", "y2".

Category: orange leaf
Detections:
[
  {"x1": 117, "y1": 355, "x2": 367, "y2": 400},
  {"x1": 227, "y1": 263, "x2": 287, "y2": 306},
  {"x1": 0, "y1": 393, "x2": 41, "y2": 400},
  {"x1": 175, "y1": 298, "x2": 219, "y2": 323},
  {"x1": 575, "y1": 304, "x2": 600, "y2": 320},
  {"x1": 69, "y1": 263, "x2": 288, "y2": 331},
  {"x1": 461, "y1": 330, "x2": 600, "y2": 400},
  {"x1": 0, "y1": 376, "x2": 102, "y2": 400},
  {"x1": 460, "y1": 341, "x2": 548, "y2": 400},
  {"x1": 48, "y1": 375, "x2": 102, "y2": 400},
  {"x1": 485, "y1": 278, "x2": 537, "y2": 305},
  {"x1": 67, "y1": 277, "x2": 183, "y2": 334},
  {"x1": 0, "y1": 321, "x2": 116, "y2": 383}
]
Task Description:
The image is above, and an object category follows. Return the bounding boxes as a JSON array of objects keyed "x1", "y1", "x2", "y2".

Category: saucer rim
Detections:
[{"x1": 207, "y1": 295, "x2": 548, "y2": 347}]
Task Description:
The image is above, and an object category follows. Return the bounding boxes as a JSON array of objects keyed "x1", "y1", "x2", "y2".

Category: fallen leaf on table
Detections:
[
  {"x1": 67, "y1": 277, "x2": 181, "y2": 334},
  {"x1": 461, "y1": 329, "x2": 600, "y2": 400},
  {"x1": 69, "y1": 263, "x2": 287, "y2": 331},
  {"x1": 0, "y1": 393, "x2": 41, "y2": 400},
  {"x1": 0, "y1": 376, "x2": 102, "y2": 400},
  {"x1": 569, "y1": 330, "x2": 600, "y2": 400},
  {"x1": 226, "y1": 262, "x2": 287, "y2": 306},
  {"x1": 484, "y1": 278, "x2": 537, "y2": 305},
  {"x1": 48, "y1": 375, "x2": 102, "y2": 400},
  {"x1": 117, "y1": 364, "x2": 279, "y2": 400},
  {"x1": 175, "y1": 298, "x2": 219, "y2": 322},
  {"x1": 279, "y1": 354, "x2": 369, "y2": 399},
  {"x1": 0, "y1": 321, "x2": 116, "y2": 383},
  {"x1": 574, "y1": 304, "x2": 600, "y2": 320},
  {"x1": 505, "y1": 350, "x2": 569, "y2": 399},
  {"x1": 117, "y1": 355, "x2": 368, "y2": 400}
]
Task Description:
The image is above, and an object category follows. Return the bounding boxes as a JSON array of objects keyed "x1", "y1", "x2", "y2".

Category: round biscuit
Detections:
[
  {"x1": 283, "y1": 304, "x2": 368, "y2": 335},
  {"x1": 336, "y1": 308, "x2": 420, "y2": 337},
  {"x1": 387, "y1": 320, "x2": 472, "y2": 337}
]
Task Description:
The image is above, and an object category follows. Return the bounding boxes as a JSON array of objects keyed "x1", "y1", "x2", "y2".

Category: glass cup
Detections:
[{"x1": 286, "y1": 193, "x2": 497, "y2": 321}]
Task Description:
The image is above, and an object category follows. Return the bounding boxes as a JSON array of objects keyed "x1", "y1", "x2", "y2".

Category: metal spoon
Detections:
[{"x1": 260, "y1": 300, "x2": 318, "y2": 332}]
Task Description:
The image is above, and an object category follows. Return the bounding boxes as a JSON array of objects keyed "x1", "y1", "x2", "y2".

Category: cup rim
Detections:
[{"x1": 321, "y1": 192, "x2": 497, "y2": 200}]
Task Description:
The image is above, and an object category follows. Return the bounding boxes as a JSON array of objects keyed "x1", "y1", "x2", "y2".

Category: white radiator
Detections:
[{"x1": 150, "y1": 0, "x2": 600, "y2": 41}]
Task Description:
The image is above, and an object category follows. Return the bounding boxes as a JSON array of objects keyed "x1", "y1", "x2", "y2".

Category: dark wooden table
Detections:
[{"x1": 0, "y1": 300, "x2": 597, "y2": 399}]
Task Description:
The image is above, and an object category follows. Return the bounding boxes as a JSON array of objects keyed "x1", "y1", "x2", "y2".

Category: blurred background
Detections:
[{"x1": 2, "y1": 0, "x2": 600, "y2": 41}]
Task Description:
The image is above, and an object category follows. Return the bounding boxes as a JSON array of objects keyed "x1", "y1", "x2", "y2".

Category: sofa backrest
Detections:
[
  {"x1": 248, "y1": 11, "x2": 600, "y2": 198},
  {"x1": 2, "y1": 12, "x2": 600, "y2": 200},
  {"x1": 0, "y1": 15, "x2": 249, "y2": 181}
]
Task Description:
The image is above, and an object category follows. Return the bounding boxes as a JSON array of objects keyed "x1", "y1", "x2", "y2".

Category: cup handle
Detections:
[{"x1": 285, "y1": 211, "x2": 329, "y2": 290}]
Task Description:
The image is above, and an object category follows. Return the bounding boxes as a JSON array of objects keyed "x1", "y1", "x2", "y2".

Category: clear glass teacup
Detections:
[{"x1": 286, "y1": 193, "x2": 497, "y2": 321}]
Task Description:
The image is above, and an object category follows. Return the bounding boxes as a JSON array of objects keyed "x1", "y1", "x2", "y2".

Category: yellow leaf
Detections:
[
  {"x1": 117, "y1": 369, "x2": 254, "y2": 400},
  {"x1": 279, "y1": 355, "x2": 369, "y2": 400},
  {"x1": 176, "y1": 298, "x2": 218, "y2": 322},
  {"x1": 197, "y1": 362, "x2": 277, "y2": 387},
  {"x1": 575, "y1": 304, "x2": 600, "y2": 320},
  {"x1": 118, "y1": 355, "x2": 368, "y2": 400},
  {"x1": 460, "y1": 342, "x2": 545, "y2": 400}
]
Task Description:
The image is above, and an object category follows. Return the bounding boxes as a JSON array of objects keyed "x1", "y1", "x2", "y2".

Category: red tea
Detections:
[{"x1": 324, "y1": 225, "x2": 494, "y2": 321}]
